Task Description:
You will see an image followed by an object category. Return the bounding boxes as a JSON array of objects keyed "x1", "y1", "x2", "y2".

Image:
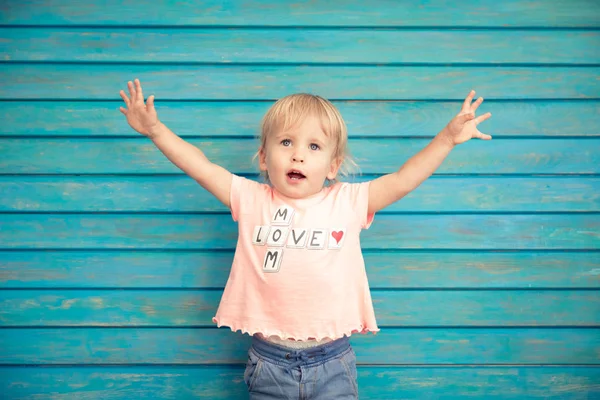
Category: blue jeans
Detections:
[{"x1": 244, "y1": 335, "x2": 359, "y2": 399}]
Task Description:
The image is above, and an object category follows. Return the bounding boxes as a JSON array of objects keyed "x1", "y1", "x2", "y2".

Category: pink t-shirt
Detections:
[{"x1": 212, "y1": 175, "x2": 380, "y2": 341}]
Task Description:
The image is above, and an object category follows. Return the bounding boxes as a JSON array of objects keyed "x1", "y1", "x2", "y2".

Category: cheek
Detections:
[
  {"x1": 265, "y1": 150, "x2": 284, "y2": 169},
  {"x1": 316, "y1": 157, "x2": 334, "y2": 174},
  {"x1": 263, "y1": 146, "x2": 276, "y2": 161}
]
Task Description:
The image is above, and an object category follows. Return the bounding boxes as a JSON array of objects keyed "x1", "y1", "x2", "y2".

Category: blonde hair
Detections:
[{"x1": 254, "y1": 93, "x2": 358, "y2": 183}]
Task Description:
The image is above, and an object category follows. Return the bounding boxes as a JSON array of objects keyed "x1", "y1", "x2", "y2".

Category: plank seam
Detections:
[
  {"x1": 1, "y1": 326, "x2": 599, "y2": 329},
  {"x1": 0, "y1": 99, "x2": 598, "y2": 103},
  {"x1": 1, "y1": 174, "x2": 599, "y2": 178},
  {"x1": 1, "y1": 25, "x2": 600, "y2": 30},
  {"x1": 1, "y1": 211, "x2": 598, "y2": 215},
  {"x1": 2, "y1": 135, "x2": 599, "y2": 139},
  {"x1": 0, "y1": 248, "x2": 598, "y2": 253},
  {"x1": 2, "y1": 287, "x2": 598, "y2": 291},
  {"x1": 2, "y1": 61, "x2": 600, "y2": 67},
  {"x1": 1, "y1": 98, "x2": 599, "y2": 103},
  {"x1": 0, "y1": 363, "x2": 598, "y2": 367}
]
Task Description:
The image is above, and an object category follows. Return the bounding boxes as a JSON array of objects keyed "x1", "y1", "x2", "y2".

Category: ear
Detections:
[
  {"x1": 258, "y1": 147, "x2": 268, "y2": 171},
  {"x1": 327, "y1": 157, "x2": 343, "y2": 180}
]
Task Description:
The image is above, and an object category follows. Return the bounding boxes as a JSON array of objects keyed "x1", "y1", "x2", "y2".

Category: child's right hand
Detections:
[{"x1": 119, "y1": 79, "x2": 160, "y2": 137}]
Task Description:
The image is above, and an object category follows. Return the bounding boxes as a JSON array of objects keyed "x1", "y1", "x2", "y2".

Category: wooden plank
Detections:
[
  {"x1": 0, "y1": 214, "x2": 598, "y2": 249},
  {"x1": 1, "y1": 0, "x2": 598, "y2": 27},
  {"x1": 3, "y1": 28, "x2": 599, "y2": 64},
  {"x1": 1, "y1": 366, "x2": 598, "y2": 399},
  {"x1": 2, "y1": 101, "x2": 598, "y2": 138},
  {"x1": 1, "y1": 177, "x2": 598, "y2": 212},
  {"x1": 1, "y1": 328, "x2": 598, "y2": 364},
  {"x1": 1, "y1": 65, "x2": 598, "y2": 100},
  {"x1": 356, "y1": 367, "x2": 600, "y2": 399},
  {"x1": 1, "y1": 251, "x2": 599, "y2": 289},
  {"x1": 1, "y1": 289, "x2": 598, "y2": 327},
  {"x1": 2, "y1": 138, "x2": 599, "y2": 174}
]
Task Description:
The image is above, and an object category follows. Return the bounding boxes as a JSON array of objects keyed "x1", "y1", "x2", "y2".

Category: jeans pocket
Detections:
[
  {"x1": 338, "y1": 348, "x2": 359, "y2": 397},
  {"x1": 243, "y1": 348, "x2": 263, "y2": 392}
]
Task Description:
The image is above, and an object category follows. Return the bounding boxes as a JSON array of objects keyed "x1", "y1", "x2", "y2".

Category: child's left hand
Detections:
[{"x1": 443, "y1": 90, "x2": 492, "y2": 145}]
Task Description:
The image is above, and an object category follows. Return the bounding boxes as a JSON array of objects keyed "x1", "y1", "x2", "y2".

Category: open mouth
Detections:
[{"x1": 287, "y1": 170, "x2": 306, "y2": 180}]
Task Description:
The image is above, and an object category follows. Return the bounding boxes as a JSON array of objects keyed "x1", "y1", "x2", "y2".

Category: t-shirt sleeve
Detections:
[
  {"x1": 346, "y1": 181, "x2": 375, "y2": 230},
  {"x1": 229, "y1": 174, "x2": 268, "y2": 222}
]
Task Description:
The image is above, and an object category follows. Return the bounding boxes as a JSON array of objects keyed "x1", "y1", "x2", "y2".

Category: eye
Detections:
[
  {"x1": 310, "y1": 143, "x2": 320, "y2": 151},
  {"x1": 281, "y1": 139, "x2": 291, "y2": 146}
]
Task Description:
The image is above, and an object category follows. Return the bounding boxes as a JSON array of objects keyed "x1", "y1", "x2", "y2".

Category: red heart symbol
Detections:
[{"x1": 331, "y1": 231, "x2": 344, "y2": 244}]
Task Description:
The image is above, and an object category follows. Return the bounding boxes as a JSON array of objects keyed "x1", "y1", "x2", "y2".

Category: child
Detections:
[{"x1": 119, "y1": 79, "x2": 492, "y2": 399}]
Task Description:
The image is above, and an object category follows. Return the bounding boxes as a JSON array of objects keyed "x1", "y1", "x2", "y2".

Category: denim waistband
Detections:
[{"x1": 251, "y1": 335, "x2": 351, "y2": 373}]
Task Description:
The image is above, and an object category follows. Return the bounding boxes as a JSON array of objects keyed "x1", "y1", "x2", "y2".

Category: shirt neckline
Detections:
[{"x1": 271, "y1": 184, "x2": 336, "y2": 208}]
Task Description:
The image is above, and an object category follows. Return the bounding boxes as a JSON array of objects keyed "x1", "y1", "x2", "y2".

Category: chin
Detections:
[
  {"x1": 282, "y1": 186, "x2": 307, "y2": 197},
  {"x1": 274, "y1": 183, "x2": 307, "y2": 198}
]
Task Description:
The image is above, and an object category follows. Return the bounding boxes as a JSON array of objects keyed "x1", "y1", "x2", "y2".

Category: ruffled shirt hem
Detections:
[{"x1": 212, "y1": 316, "x2": 380, "y2": 342}]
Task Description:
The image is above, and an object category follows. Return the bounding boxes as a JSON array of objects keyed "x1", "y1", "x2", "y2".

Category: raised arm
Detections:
[
  {"x1": 119, "y1": 79, "x2": 232, "y2": 208},
  {"x1": 367, "y1": 90, "x2": 492, "y2": 214}
]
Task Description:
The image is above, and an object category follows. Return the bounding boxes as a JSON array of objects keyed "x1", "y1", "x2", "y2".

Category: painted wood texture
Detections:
[
  {"x1": 3, "y1": 29, "x2": 600, "y2": 64},
  {"x1": 1, "y1": 366, "x2": 598, "y2": 399},
  {"x1": 3, "y1": 138, "x2": 599, "y2": 174},
  {"x1": 2, "y1": 328, "x2": 599, "y2": 364},
  {"x1": 1, "y1": 1, "x2": 599, "y2": 398},
  {"x1": 2, "y1": 177, "x2": 599, "y2": 212},
  {"x1": 1, "y1": 0, "x2": 598, "y2": 27},
  {"x1": 2, "y1": 214, "x2": 599, "y2": 249},
  {"x1": 2, "y1": 251, "x2": 599, "y2": 289},
  {"x1": 2, "y1": 65, "x2": 599, "y2": 100},
  {"x1": 2, "y1": 290, "x2": 599, "y2": 326},
  {"x1": 2, "y1": 101, "x2": 599, "y2": 137}
]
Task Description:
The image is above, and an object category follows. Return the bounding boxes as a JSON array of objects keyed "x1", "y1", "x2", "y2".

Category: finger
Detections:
[
  {"x1": 462, "y1": 90, "x2": 476, "y2": 111},
  {"x1": 119, "y1": 90, "x2": 130, "y2": 107},
  {"x1": 471, "y1": 96, "x2": 484, "y2": 112},
  {"x1": 476, "y1": 132, "x2": 493, "y2": 140},
  {"x1": 119, "y1": 106, "x2": 128, "y2": 115},
  {"x1": 135, "y1": 78, "x2": 144, "y2": 103},
  {"x1": 147, "y1": 94, "x2": 155, "y2": 111},
  {"x1": 128, "y1": 81, "x2": 136, "y2": 103},
  {"x1": 474, "y1": 112, "x2": 492, "y2": 125}
]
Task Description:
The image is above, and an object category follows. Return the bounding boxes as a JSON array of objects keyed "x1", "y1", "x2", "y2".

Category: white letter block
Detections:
[
  {"x1": 252, "y1": 226, "x2": 271, "y2": 246},
  {"x1": 267, "y1": 226, "x2": 289, "y2": 247},
  {"x1": 328, "y1": 228, "x2": 346, "y2": 250},
  {"x1": 271, "y1": 206, "x2": 295, "y2": 226},
  {"x1": 263, "y1": 248, "x2": 284, "y2": 272},
  {"x1": 307, "y1": 229, "x2": 327, "y2": 250},
  {"x1": 286, "y1": 228, "x2": 308, "y2": 248}
]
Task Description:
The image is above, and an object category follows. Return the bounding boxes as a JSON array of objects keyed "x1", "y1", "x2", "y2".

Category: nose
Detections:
[{"x1": 292, "y1": 150, "x2": 305, "y2": 163}]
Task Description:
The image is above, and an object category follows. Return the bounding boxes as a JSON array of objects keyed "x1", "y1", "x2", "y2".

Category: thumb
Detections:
[{"x1": 147, "y1": 95, "x2": 156, "y2": 111}]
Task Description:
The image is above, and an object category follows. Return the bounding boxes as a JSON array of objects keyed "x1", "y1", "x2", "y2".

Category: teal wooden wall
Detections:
[{"x1": 1, "y1": 1, "x2": 599, "y2": 398}]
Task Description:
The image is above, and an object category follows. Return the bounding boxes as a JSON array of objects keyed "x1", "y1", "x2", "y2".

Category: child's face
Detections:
[{"x1": 259, "y1": 115, "x2": 341, "y2": 199}]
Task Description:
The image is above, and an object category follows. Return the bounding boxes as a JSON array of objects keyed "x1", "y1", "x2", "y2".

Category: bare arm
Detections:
[
  {"x1": 119, "y1": 79, "x2": 232, "y2": 208},
  {"x1": 149, "y1": 123, "x2": 232, "y2": 208},
  {"x1": 367, "y1": 132, "x2": 454, "y2": 214},
  {"x1": 368, "y1": 90, "x2": 492, "y2": 215}
]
